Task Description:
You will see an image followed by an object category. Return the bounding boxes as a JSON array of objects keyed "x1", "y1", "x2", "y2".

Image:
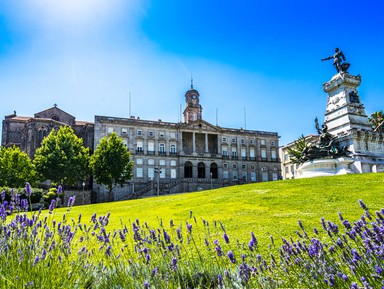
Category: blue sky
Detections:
[{"x1": 1, "y1": 0, "x2": 383, "y2": 145}]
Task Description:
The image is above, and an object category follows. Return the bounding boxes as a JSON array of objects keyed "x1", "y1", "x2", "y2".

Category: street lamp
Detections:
[
  {"x1": 154, "y1": 167, "x2": 162, "y2": 196},
  {"x1": 150, "y1": 177, "x2": 153, "y2": 195},
  {"x1": 210, "y1": 172, "x2": 213, "y2": 190},
  {"x1": 82, "y1": 181, "x2": 85, "y2": 205}
]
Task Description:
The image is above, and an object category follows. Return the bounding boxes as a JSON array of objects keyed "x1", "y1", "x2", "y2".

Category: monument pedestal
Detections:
[{"x1": 296, "y1": 157, "x2": 355, "y2": 179}]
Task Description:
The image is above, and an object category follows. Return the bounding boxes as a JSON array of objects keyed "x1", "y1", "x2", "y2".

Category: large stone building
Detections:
[
  {"x1": 1, "y1": 105, "x2": 94, "y2": 158},
  {"x1": 94, "y1": 85, "x2": 281, "y2": 201}
]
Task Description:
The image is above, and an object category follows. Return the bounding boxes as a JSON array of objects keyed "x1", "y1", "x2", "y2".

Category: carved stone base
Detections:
[{"x1": 296, "y1": 157, "x2": 355, "y2": 179}]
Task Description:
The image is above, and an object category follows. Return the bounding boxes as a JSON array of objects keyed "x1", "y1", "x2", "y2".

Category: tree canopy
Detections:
[
  {"x1": 0, "y1": 146, "x2": 36, "y2": 187},
  {"x1": 286, "y1": 135, "x2": 308, "y2": 164},
  {"x1": 89, "y1": 132, "x2": 133, "y2": 200},
  {"x1": 368, "y1": 110, "x2": 384, "y2": 132},
  {"x1": 33, "y1": 126, "x2": 90, "y2": 186}
]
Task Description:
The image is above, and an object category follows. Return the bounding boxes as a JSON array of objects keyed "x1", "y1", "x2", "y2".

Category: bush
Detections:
[
  {"x1": 0, "y1": 186, "x2": 43, "y2": 204},
  {"x1": 42, "y1": 188, "x2": 62, "y2": 208}
]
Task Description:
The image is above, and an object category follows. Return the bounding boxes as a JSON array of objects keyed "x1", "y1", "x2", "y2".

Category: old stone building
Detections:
[
  {"x1": 1, "y1": 105, "x2": 94, "y2": 159},
  {"x1": 94, "y1": 85, "x2": 281, "y2": 201}
]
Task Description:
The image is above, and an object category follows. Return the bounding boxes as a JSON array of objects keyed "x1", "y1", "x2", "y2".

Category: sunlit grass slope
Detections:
[{"x1": 58, "y1": 173, "x2": 384, "y2": 248}]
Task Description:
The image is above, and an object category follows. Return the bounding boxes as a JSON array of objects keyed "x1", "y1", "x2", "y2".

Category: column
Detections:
[
  {"x1": 205, "y1": 133, "x2": 209, "y2": 153},
  {"x1": 193, "y1": 132, "x2": 196, "y2": 153}
]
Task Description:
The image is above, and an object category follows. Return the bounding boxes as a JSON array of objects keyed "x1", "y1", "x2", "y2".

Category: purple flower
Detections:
[
  {"x1": 171, "y1": 257, "x2": 178, "y2": 270},
  {"x1": 49, "y1": 199, "x2": 56, "y2": 213},
  {"x1": 146, "y1": 253, "x2": 151, "y2": 263},
  {"x1": 151, "y1": 267, "x2": 158, "y2": 277},
  {"x1": 144, "y1": 281, "x2": 150, "y2": 289},
  {"x1": 227, "y1": 251, "x2": 236, "y2": 263},
  {"x1": 1, "y1": 190, "x2": 5, "y2": 201},
  {"x1": 20, "y1": 199, "x2": 29, "y2": 211},
  {"x1": 57, "y1": 185, "x2": 63, "y2": 194},
  {"x1": 67, "y1": 196, "x2": 75, "y2": 207},
  {"x1": 223, "y1": 233, "x2": 230, "y2": 244},
  {"x1": 358, "y1": 199, "x2": 368, "y2": 210},
  {"x1": 375, "y1": 265, "x2": 383, "y2": 275},
  {"x1": 25, "y1": 182, "x2": 32, "y2": 197},
  {"x1": 186, "y1": 222, "x2": 192, "y2": 233}
]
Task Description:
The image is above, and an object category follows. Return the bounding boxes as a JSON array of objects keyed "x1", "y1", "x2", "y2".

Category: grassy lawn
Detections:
[{"x1": 56, "y1": 172, "x2": 384, "y2": 250}]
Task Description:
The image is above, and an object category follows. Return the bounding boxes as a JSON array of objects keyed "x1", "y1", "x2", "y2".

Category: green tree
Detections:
[
  {"x1": 89, "y1": 132, "x2": 133, "y2": 201},
  {"x1": 34, "y1": 126, "x2": 90, "y2": 186},
  {"x1": 286, "y1": 135, "x2": 308, "y2": 164},
  {"x1": 0, "y1": 146, "x2": 36, "y2": 187},
  {"x1": 368, "y1": 110, "x2": 384, "y2": 132}
]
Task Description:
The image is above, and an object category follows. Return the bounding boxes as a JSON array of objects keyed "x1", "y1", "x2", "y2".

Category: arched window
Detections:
[
  {"x1": 210, "y1": 163, "x2": 218, "y2": 179},
  {"x1": 198, "y1": 162, "x2": 205, "y2": 178},
  {"x1": 184, "y1": 161, "x2": 193, "y2": 178},
  {"x1": 36, "y1": 126, "x2": 48, "y2": 148}
]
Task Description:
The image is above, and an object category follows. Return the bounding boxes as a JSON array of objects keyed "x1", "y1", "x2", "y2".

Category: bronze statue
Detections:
[
  {"x1": 300, "y1": 118, "x2": 350, "y2": 162},
  {"x1": 322, "y1": 48, "x2": 349, "y2": 73}
]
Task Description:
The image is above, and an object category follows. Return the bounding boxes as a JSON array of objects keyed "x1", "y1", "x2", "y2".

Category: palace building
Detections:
[{"x1": 94, "y1": 85, "x2": 281, "y2": 202}]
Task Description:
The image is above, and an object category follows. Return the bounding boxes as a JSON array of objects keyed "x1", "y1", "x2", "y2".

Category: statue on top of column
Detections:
[{"x1": 321, "y1": 48, "x2": 350, "y2": 73}]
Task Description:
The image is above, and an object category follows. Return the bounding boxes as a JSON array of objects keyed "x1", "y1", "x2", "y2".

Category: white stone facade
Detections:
[{"x1": 93, "y1": 86, "x2": 281, "y2": 201}]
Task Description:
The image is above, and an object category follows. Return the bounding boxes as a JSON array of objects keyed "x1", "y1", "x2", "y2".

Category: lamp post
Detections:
[
  {"x1": 210, "y1": 172, "x2": 213, "y2": 190},
  {"x1": 154, "y1": 167, "x2": 162, "y2": 196},
  {"x1": 150, "y1": 177, "x2": 153, "y2": 196},
  {"x1": 82, "y1": 181, "x2": 85, "y2": 205}
]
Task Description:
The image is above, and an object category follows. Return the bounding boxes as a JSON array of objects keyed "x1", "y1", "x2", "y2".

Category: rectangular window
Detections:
[
  {"x1": 272, "y1": 172, "x2": 278, "y2": 181},
  {"x1": 148, "y1": 168, "x2": 154, "y2": 178},
  {"x1": 249, "y1": 139, "x2": 254, "y2": 145},
  {"x1": 233, "y1": 171, "x2": 238, "y2": 180},
  {"x1": 260, "y1": 139, "x2": 266, "y2": 146},
  {"x1": 121, "y1": 128, "x2": 127, "y2": 135},
  {"x1": 251, "y1": 172, "x2": 256, "y2": 182},
  {"x1": 171, "y1": 169, "x2": 176, "y2": 179},
  {"x1": 148, "y1": 159, "x2": 155, "y2": 165},
  {"x1": 136, "y1": 141, "x2": 143, "y2": 153},
  {"x1": 122, "y1": 140, "x2": 128, "y2": 148},
  {"x1": 137, "y1": 130, "x2": 142, "y2": 136},
  {"x1": 170, "y1": 160, "x2": 177, "y2": 166},
  {"x1": 160, "y1": 169, "x2": 165, "y2": 178},
  {"x1": 136, "y1": 167, "x2": 143, "y2": 178},
  {"x1": 136, "y1": 158, "x2": 143, "y2": 165},
  {"x1": 159, "y1": 131, "x2": 165, "y2": 138},
  {"x1": 231, "y1": 149, "x2": 237, "y2": 157},
  {"x1": 271, "y1": 150, "x2": 277, "y2": 159},
  {"x1": 242, "y1": 172, "x2": 247, "y2": 181},
  {"x1": 170, "y1": 132, "x2": 176, "y2": 139},
  {"x1": 250, "y1": 149, "x2": 255, "y2": 158},
  {"x1": 222, "y1": 137, "x2": 227, "y2": 142},
  {"x1": 159, "y1": 159, "x2": 166, "y2": 166},
  {"x1": 107, "y1": 127, "x2": 114, "y2": 134},
  {"x1": 231, "y1": 138, "x2": 236, "y2": 143},
  {"x1": 271, "y1": 141, "x2": 276, "y2": 146},
  {"x1": 261, "y1": 148, "x2": 267, "y2": 159},
  {"x1": 223, "y1": 171, "x2": 229, "y2": 179},
  {"x1": 241, "y1": 148, "x2": 246, "y2": 157},
  {"x1": 148, "y1": 141, "x2": 154, "y2": 152},
  {"x1": 241, "y1": 139, "x2": 245, "y2": 144},
  {"x1": 148, "y1": 131, "x2": 154, "y2": 137}
]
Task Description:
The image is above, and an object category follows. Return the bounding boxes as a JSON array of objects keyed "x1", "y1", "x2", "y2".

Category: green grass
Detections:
[{"x1": 57, "y1": 172, "x2": 384, "y2": 250}]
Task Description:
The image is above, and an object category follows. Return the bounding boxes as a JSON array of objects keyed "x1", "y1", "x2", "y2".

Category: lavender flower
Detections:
[
  {"x1": 186, "y1": 222, "x2": 192, "y2": 233},
  {"x1": 223, "y1": 233, "x2": 230, "y2": 244},
  {"x1": 144, "y1": 281, "x2": 150, "y2": 289},
  {"x1": 358, "y1": 199, "x2": 368, "y2": 210},
  {"x1": 171, "y1": 257, "x2": 178, "y2": 270},
  {"x1": 227, "y1": 251, "x2": 236, "y2": 263},
  {"x1": 57, "y1": 185, "x2": 63, "y2": 194},
  {"x1": 20, "y1": 199, "x2": 29, "y2": 211},
  {"x1": 67, "y1": 196, "x2": 75, "y2": 207},
  {"x1": 49, "y1": 199, "x2": 56, "y2": 213},
  {"x1": 25, "y1": 182, "x2": 32, "y2": 197},
  {"x1": 1, "y1": 190, "x2": 5, "y2": 201}
]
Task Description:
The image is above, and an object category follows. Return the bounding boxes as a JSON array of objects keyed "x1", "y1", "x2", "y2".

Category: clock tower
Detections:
[{"x1": 183, "y1": 80, "x2": 202, "y2": 123}]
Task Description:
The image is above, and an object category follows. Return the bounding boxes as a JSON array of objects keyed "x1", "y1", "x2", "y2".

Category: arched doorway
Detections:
[
  {"x1": 210, "y1": 163, "x2": 218, "y2": 179},
  {"x1": 198, "y1": 162, "x2": 205, "y2": 178},
  {"x1": 184, "y1": 161, "x2": 193, "y2": 178}
]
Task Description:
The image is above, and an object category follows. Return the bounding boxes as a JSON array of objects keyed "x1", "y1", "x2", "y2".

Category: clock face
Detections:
[{"x1": 192, "y1": 95, "x2": 197, "y2": 100}]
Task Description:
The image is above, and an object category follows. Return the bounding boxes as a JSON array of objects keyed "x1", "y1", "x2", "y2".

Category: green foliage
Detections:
[
  {"x1": 286, "y1": 134, "x2": 308, "y2": 164},
  {"x1": 0, "y1": 146, "x2": 37, "y2": 187},
  {"x1": 0, "y1": 187, "x2": 43, "y2": 203},
  {"x1": 33, "y1": 126, "x2": 90, "y2": 186},
  {"x1": 89, "y1": 132, "x2": 133, "y2": 197},
  {"x1": 368, "y1": 110, "x2": 384, "y2": 132},
  {"x1": 43, "y1": 188, "x2": 61, "y2": 207}
]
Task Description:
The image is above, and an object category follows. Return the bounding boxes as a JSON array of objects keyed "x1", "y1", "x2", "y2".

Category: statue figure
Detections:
[
  {"x1": 300, "y1": 118, "x2": 350, "y2": 162},
  {"x1": 322, "y1": 48, "x2": 349, "y2": 73}
]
